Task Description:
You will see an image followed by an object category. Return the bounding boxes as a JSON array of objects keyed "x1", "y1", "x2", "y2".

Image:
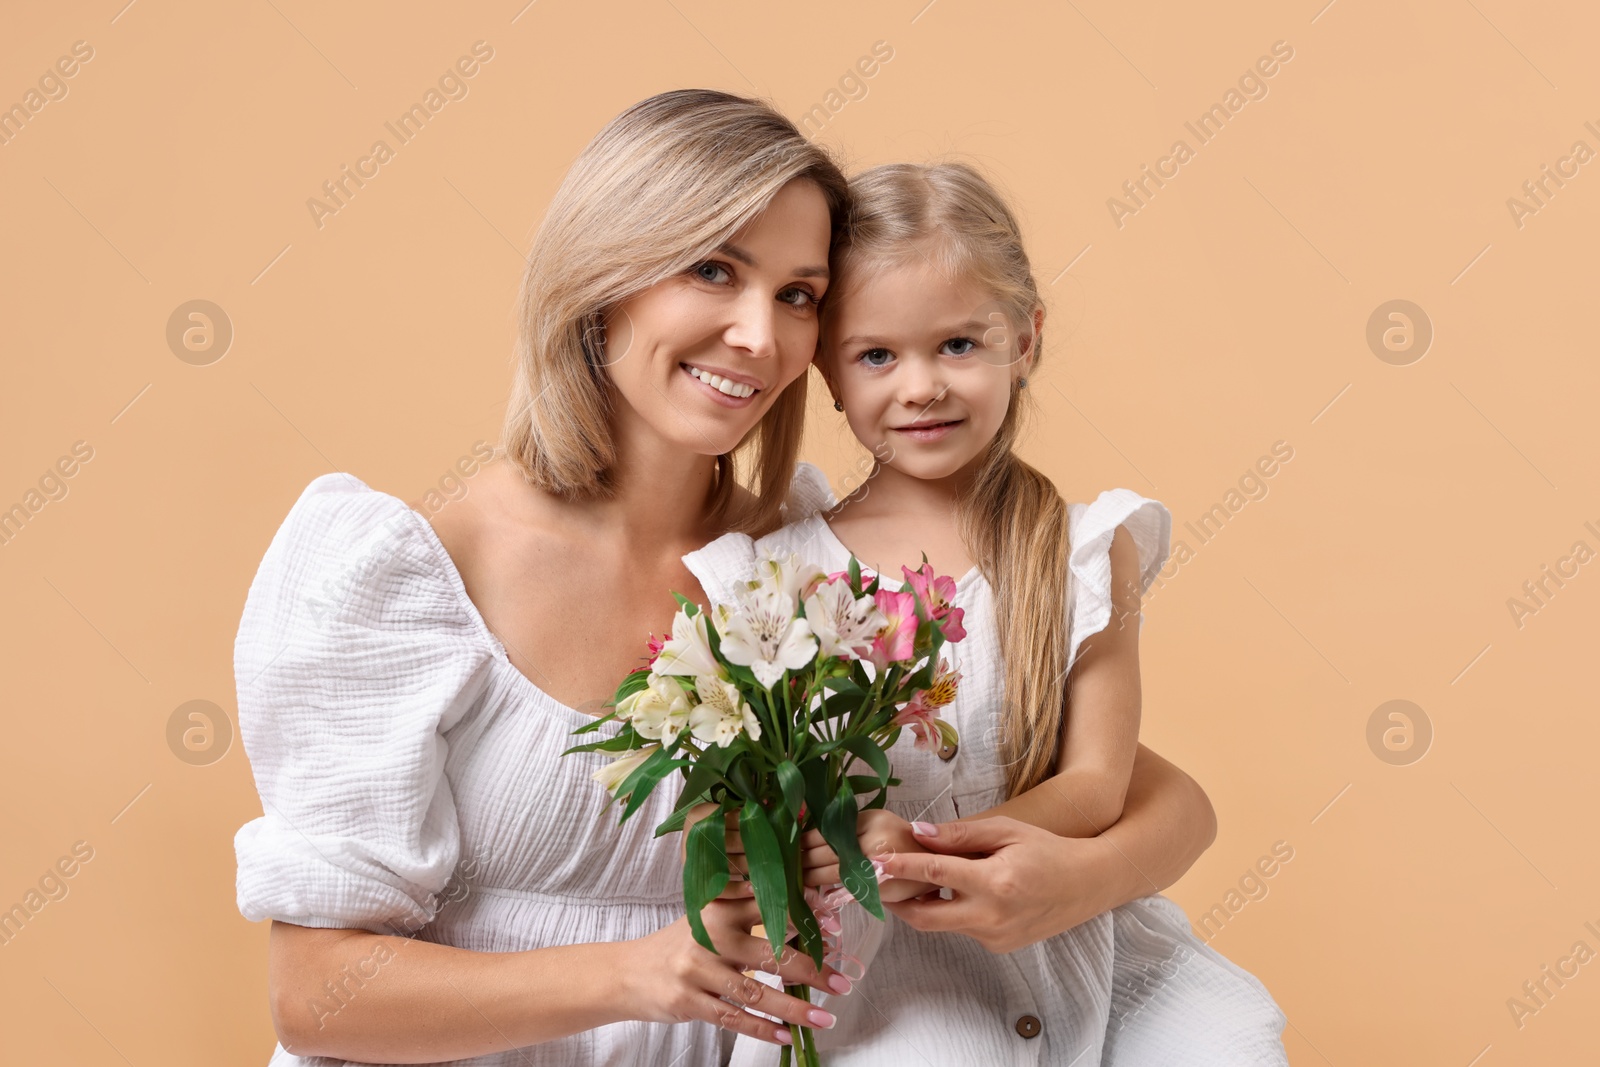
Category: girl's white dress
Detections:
[
  {"x1": 684, "y1": 463, "x2": 1289, "y2": 1067},
  {"x1": 233, "y1": 473, "x2": 729, "y2": 1067}
]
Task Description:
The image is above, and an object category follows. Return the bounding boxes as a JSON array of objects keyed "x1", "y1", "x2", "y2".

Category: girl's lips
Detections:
[{"x1": 890, "y1": 419, "x2": 963, "y2": 441}]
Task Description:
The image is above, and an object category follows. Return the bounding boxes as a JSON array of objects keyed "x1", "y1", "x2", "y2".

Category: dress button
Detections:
[
  {"x1": 1015, "y1": 1014, "x2": 1041, "y2": 1039},
  {"x1": 938, "y1": 739, "x2": 958, "y2": 761}
]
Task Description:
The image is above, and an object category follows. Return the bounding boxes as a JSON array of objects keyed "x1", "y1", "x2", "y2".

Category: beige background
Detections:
[{"x1": 2, "y1": 1, "x2": 1596, "y2": 1063}]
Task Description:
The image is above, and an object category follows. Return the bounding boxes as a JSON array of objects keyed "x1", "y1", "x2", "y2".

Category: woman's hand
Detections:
[
  {"x1": 621, "y1": 896, "x2": 850, "y2": 1046},
  {"x1": 687, "y1": 804, "x2": 939, "y2": 904},
  {"x1": 876, "y1": 816, "x2": 1119, "y2": 954}
]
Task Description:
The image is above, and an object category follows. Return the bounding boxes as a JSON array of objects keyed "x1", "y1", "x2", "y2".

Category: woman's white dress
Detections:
[
  {"x1": 233, "y1": 473, "x2": 727, "y2": 1067},
  {"x1": 683, "y1": 463, "x2": 1289, "y2": 1067}
]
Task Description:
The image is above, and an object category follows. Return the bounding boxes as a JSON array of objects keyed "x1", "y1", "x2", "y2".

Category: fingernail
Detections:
[
  {"x1": 827, "y1": 974, "x2": 852, "y2": 995},
  {"x1": 774, "y1": 1028, "x2": 793, "y2": 1045},
  {"x1": 808, "y1": 1008, "x2": 836, "y2": 1028},
  {"x1": 911, "y1": 821, "x2": 938, "y2": 837}
]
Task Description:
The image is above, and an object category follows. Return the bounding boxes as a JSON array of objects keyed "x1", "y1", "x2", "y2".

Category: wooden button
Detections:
[
  {"x1": 937, "y1": 740, "x2": 958, "y2": 761},
  {"x1": 1015, "y1": 1014, "x2": 1041, "y2": 1038}
]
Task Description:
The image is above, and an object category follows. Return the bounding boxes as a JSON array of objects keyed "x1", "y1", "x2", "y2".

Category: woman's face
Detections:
[
  {"x1": 602, "y1": 179, "x2": 833, "y2": 457},
  {"x1": 820, "y1": 256, "x2": 1033, "y2": 484}
]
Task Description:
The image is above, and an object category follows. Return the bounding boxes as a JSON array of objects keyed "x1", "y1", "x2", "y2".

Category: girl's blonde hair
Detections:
[
  {"x1": 834, "y1": 162, "x2": 1069, "y2": 799},
  {"x1": 502, "y1": 89, "x2": 848, "y2": 534}
]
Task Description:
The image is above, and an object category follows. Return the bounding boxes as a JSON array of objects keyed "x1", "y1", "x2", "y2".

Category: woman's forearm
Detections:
[{"x1": 270, "y1": 922, "x2": 627, "y2": 1062}]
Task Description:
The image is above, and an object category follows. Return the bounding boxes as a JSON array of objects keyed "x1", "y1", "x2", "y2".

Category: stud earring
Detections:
[
  {"x1": 833, "y1": 399, "x2": 844, "y2": 411},
  {"x1": 1017, "y1": 376, "x2": 1028, "y2": 389}
]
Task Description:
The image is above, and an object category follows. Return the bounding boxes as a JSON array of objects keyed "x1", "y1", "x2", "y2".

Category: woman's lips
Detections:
[{"x1": 681, "y1": 362, "x2": 760, "y2": 407}]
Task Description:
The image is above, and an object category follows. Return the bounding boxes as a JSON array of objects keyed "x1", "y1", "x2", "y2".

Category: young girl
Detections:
[{"x1": 684, "y1": 163, "x2": 1288, "y2": 1065}]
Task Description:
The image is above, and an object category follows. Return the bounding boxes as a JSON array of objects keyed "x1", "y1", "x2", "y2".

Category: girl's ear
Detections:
[{"x1": 1017, "y1": 306, "x2": 1045, "y2": 372}]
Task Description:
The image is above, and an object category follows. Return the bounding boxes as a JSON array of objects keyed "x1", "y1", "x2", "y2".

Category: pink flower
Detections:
[
  {"x1": 901, "y1": 563, "x2": 967, "y2": 643},
  {"x1": 645, "y1": 632, "x2": 666, "y2": 658},
  {"x1": 869, "y1": 589, "x2": 918, "y2": 668}
]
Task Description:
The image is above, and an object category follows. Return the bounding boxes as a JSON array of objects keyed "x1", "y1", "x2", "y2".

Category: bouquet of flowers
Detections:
[{"x1": 565, "y1": 552, "x2": 966, "y2": 1065}]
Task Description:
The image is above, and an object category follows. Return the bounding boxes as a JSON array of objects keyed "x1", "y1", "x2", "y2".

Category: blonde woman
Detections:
[{"x1": 234, "y1": 91, "x2": 1224, "y2": 1066}]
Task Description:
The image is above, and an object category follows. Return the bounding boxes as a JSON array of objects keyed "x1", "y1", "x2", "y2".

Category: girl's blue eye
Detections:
[
  {"x1": 858, "y1": 348, "x2": 894, "y2": 368},
  {"x1": 941, "y1": 337, "x2": 978, "y2": 357},
  {"x1": 694, "y1": 261, "x2": 731, "y2": 284}
]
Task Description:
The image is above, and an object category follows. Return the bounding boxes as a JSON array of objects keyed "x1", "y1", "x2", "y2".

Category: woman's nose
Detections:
[{"x1": 723, "y1": 291, "x2": 777, "y2": 360}]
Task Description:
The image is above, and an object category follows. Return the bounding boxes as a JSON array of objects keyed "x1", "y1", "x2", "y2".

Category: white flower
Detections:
[
  {"x1": 592, "y1": 744, "x2": 656, "y2": 796},
  {"x1": 804, "y1": 578, "x2": 885, "y2": 660},
  {"x1": 688, "y1": 675, "x2": 762, "y2": 748},
  {"x1": 718, "y1": 587, "x2": 818, "y2": 688},
  {"x1": 752, "y1": 552, "x2": 828, "y2": 603},
  {"x1": 652, "y1": 609, "x2": 723, "y2": 680},
  {"x1": 616, "y1": 673, "x2": 692, "y2": 743}
]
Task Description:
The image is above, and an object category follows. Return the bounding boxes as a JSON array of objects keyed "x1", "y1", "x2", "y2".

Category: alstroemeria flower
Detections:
[
  {"x1": 869, "y1": 589, "x2": 918, "y2": 669},
  {"x1": 754, "y1": 552, "x2": 829, "y2": 604},
  {"x1": 903, "y1": 563, "x2": 967, "y2": 642},
  {"x1": 652, "y1": 609, "x2": 722, "y2": 680},
  {"x1": 645, "y1": 632, "x2": 666, "y2": 658},
  {"x1": 592, "y1": 744, "x2": 657, "y2": 796},
  {"x1": 805, "y1": 578, "x2": 884, "y2": 661},
  {"x1": 719, "y1": 588, "x2": 818, "y2": 688},
  {"x1": 688, "y1": 675, "x2": 762, "y2": 748},
  {"x1": 616, "y1": 673, "x2": 692, "y2": 743}
]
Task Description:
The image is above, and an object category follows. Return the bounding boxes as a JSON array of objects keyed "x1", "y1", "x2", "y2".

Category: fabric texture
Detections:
[
  {"x1": 682, "y1": 463, "x2": 1288, "y2": 1067},
  {"x1": 234, "y1": 473, "x2": 720, "y2": 1067}
]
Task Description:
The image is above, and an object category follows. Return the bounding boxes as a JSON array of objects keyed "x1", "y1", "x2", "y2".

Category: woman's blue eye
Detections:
[
  {"x1": 859, "y1": 348, "x2": 894, "y2": 367},
  {"x1": 779, "y1": 286, "x2": 819, "y2": 308},
  {"x1": 695, "y1": 261, "x2": 731, "y2": 284},
  {"x1": 941, "y1": 337, "x2": 978, "y2": 357}
]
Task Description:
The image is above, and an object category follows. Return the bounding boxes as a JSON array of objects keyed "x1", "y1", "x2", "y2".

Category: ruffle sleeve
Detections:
[
  {"x1": 1066, "y1": 488, "x2": 1172, "y2": 672},
  {"x1": 683, "y1": 462, "x2": 840, "y2": 609},
  {"x1": 232, "y1": 473, "x2": 494, "y2": 935}
]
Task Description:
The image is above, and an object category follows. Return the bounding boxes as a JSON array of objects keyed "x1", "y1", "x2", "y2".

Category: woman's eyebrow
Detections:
[{"x1": 718, "y1": 242, "x2": 829, "y2": 279}]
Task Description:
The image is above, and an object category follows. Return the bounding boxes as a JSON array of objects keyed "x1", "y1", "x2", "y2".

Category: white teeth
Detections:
[{"x1": 686, "y1": 364, "x2": 755, "y2": 398}]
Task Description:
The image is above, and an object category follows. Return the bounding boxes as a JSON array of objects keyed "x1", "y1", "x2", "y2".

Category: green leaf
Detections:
[
  {"x1": 740, "y1": 799, "x2": 793, "y2": 960},
  {"x1": 838, "y1": 735, "x2": 891, "y2": 785},
  {"x1": 786, "y1": 865, "x2": 826, "y2": 969},
  {"x1": 672, "y1": 593, "x2": 700, "y2": 615},
  {"x1": 800, "y1": 759, "x2": 831, "y2": 831},
  {"x1": 612, "y1": 747, "x2": 680, "y2": 821},
  {"x1": 775, "y1": 760, "x2": 805, "y2": 821},
  {"x1": 569, "y1": 708, "x2": 622, "y2": 736},
  {"x1": 820, "y1": 783, "x2": 883, "y2": 919},
  {"x1": 683, "y1": 801, "x2": 731, "y2": 953}
]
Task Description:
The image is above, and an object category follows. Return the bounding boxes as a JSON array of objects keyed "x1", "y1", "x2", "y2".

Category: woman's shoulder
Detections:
[{"x1": 238, "y1": 472, "x2": 492, "y2": 674}]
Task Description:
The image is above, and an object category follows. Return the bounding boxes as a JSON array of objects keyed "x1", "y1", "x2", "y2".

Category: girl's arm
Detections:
[
  {"x1": 972, "y1": 523, "x2": 1146, "y2": 837},
  {"x1": 268, "y1": 905, "x2": 847, "y2": 1061}
]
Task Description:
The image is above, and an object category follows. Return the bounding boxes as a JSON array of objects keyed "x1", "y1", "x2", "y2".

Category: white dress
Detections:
[
  {"x1": 683, "y1": 463, "x2": 1289, "y2": 1067},
  {"x1": 233, "y1": 473, "x2": 727, "y2": 1067}
]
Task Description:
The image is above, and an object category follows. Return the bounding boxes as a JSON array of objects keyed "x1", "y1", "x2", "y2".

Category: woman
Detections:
[{"x1": 233, "y1": 89, "x2": 1220, "y2": 1066}]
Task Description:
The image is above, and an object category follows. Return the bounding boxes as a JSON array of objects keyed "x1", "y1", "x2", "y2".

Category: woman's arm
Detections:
[
  {"x1": 270, "y1": 904, "x2": 849, "y2": 1062},
  {"x1": 875, "y1": 743, "x2": 1216, "y2": 953}
]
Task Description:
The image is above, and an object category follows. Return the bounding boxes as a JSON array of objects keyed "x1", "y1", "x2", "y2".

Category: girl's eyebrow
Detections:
[
  {"x1": 718, "y1": 242, "x2": 830, "y2": 280},
  {"x1": 840, "y1": 321, "x2": 990, "y2": 348}
]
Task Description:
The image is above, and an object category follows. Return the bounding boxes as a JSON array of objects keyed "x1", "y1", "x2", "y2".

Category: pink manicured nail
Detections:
[
  {"x1": 774, "y1": 1028, "x2": 793, "y2": 1045},
  {"x1": 910, "y1": 821, "x2": 938, "y2": 837},
  {"x1": 808, "y1": 1008, "x2": 837, "y2": 1028},
  {"x1": 827, "y1": 974, "x2": 852, "y2": 995}
]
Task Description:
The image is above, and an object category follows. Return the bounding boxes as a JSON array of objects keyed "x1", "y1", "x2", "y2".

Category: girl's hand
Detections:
[
  {"x1": 686, "y1": 804, "x2": 938, "y2": 903},
  {"x1": 621, "y1": 896, "x2": 851, "y2": 1045},
  {"x1": 800, "y1": 809, "x2": 940, "y2": 905},
  {"x1": 876, "y1": 816, "x2": 1118, "y2": 954}
]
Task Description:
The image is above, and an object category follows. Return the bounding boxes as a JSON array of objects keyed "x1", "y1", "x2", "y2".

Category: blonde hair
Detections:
[
  {"x1": 833, "y1": 162, "x2": 1069, "y2": 799},
  {"x1": 502, "y1": 90, "x2": 848, "y2": 534}
]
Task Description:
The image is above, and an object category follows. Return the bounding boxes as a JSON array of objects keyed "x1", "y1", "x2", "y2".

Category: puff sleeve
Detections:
[
  {"x1": 1065, "y1": 488, "x2": 1173, "y2": 673},
  {"x1": 684, "y1": 462, "x2": 841, "y2": 609},
  {"x1": 232, "y1": 473, "x2": 494, "y2": 935}
]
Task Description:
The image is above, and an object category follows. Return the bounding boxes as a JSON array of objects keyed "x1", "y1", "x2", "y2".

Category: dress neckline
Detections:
[
  {"x1": 802, "y1": 512, "x2": 985, "y2": 596},
  {"x1": 388, "y1": 493, "x2": 619, "y2": 729}
]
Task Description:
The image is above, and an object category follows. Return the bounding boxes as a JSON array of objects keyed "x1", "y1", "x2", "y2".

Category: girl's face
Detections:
[
  {"x1": 602, "y1": 179, "x2": 833, "y2": 458},
  {"x1": 820, "y1": 256, "x2": 1034, "y2": 483}
]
